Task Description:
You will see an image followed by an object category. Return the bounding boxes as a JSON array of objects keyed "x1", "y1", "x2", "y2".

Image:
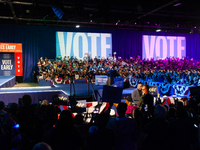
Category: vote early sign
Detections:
[{"x1": 0, "y1": 43, "x2": 23, "y2": 76}]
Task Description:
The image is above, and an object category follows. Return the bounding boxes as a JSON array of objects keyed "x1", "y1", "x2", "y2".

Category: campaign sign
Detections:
[
  {"x1": 149, "y1": 86, "x2": 158, "y2": 97},
  {"x1": 95, "y1": 75, "x2": 108, "y2": 85},
  {"x1": 113, "y1": 77, "x2": 124, "y2": 88},
  {"x1": 57, "y1": 93, "x2": 69, "y2": 101},
  {"x1": 0, "y1": 53, "x2": 15, "y2": 76},
  {"x1": 143, "y1": 35, "x2": 186, "y2": 60},
  {"x1": 56, "y1": 32, "x2": 112, "y2": 59},
  {"x1": 0, "y1": 43, "x2": 23, "y2": 76},
  {"x1": 102, "y1": 85, "x2": 123, "y2": 103}
]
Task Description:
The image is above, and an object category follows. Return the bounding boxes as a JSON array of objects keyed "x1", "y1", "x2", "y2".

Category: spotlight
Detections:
[
  {"x1": 76, "y1": 25, "x2": 80, "y2": 28},
  {"x1": 156, "y1": 29, "x2": 161, "y2": 32},
  {"x1": 116, "y1": 20, "x2": 120, "y2": 25}
]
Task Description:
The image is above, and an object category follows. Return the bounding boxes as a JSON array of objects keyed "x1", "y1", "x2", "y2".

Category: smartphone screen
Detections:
[
  {"x1": 57, "y1": 113, "x2": 60, "y2": 120},
  {"x1": 93, "y1": 110, "x2": 98, "y2": 114},
  {"x1": 144, "y1": 104, "x2": 148, "y2": 112}
]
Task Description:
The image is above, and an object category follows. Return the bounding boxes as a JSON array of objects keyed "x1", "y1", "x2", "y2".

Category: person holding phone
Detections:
[{"x1": 138, "y1": 84, "x2": 154, "y2": 113}]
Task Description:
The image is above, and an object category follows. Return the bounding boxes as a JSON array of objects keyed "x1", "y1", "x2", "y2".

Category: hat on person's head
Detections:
[{"x1": 124, "y1": 96, "x2": 132, "y2": 102}]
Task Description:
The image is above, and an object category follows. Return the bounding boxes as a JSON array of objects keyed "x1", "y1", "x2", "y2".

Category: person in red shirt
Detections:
[{"x1": 125, "y1": 96, "x2": 138, "y2": 117}]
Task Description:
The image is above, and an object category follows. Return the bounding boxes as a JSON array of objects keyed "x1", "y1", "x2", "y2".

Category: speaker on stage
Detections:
[{"x1": 107, "y1": 70, "x2": 119, "y2": 86}]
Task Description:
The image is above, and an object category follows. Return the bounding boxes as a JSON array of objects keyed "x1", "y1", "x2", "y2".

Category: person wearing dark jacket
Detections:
[{"x1": 138, "y1": 84, "x2": 154, "y2": 113}]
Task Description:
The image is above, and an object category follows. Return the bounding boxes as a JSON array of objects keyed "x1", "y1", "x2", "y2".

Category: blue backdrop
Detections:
[{"x1": 0, "y1": 24, "x2": 199, "y2": 82}]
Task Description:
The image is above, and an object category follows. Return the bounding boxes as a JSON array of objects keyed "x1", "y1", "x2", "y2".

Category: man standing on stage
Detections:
[
  {"x1": 131, "y1": 82, "x2": 143, "y2": 105},
  {"x1": 138, "y1": 84, "x2": 154, "y2": 112}
]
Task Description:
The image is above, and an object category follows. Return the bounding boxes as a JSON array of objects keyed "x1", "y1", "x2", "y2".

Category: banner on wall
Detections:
[
  {"x1": 56, "y1": 32, "x2": 112, "y2": 59},
  {"x1": 0, "y1": 43, "x2": 23, "y2": 76},
  {"x1": 0, "y1": 53, "x2": 15, "y2": 76},
  {"x1": 142, "y1": 35, "x2": 186, "y2": 60}
]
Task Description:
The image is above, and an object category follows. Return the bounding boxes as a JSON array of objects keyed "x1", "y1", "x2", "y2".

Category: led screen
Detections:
[
  {"x1": 56, "y1": 32, "x2": 112, "y2": 59},
  {"x1": 142, "y1": 35, "x2": 186, "y2": 59}
]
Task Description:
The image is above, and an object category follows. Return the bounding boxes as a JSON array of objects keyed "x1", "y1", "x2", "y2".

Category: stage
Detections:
[
  {"x1": 0, "y1": 76, "x2": 15, "y2": 88},
  {"x1": 0, "y1": 82, "x2": 134, "y2": 105},
  {"x1": 0, "y1": 77, "x2": 187, "y2": 106}
]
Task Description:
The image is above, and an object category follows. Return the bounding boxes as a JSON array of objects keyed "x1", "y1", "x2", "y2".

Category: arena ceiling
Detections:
[{"x1": 0, "y1": 0, "x2": 199, "y2": 33}]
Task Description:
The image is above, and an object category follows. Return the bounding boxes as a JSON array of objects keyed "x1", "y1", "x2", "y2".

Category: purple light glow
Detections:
[{"x1": 173, "y1": 3, "x2": 181, "y2": 6}]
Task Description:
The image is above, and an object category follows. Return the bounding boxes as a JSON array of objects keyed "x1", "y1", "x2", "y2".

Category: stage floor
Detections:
[
  {"x1": 0, "y1": 81, "x2": 135, "y2": 105},
  {"x1": 0, "y1": 76, "x2": 15, "y2": 88},
  {"x1": 13, "y1": 82, "x2": 38, "y2": 88},
  {"x1": 0, "y1": 81, "x2": 186, "y2": 109}
]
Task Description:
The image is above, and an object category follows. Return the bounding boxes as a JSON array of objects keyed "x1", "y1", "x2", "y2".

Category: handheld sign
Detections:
[{"x1": 149, "y1": 86, "x2": 158, "y2": 97}]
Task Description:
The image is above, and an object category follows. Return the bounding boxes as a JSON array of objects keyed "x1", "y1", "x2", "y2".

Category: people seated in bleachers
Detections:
[{"x1": 37, "y1": 55, "x2": 200, "y2": 86}]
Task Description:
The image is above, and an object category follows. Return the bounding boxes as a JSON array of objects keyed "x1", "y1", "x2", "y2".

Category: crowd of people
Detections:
[
  {"x1": 0, "y1": 83, "x2": 199, "y2": 150},
  {"x1": 37, "y1": 55, "x2": 200, "y2": 85}
]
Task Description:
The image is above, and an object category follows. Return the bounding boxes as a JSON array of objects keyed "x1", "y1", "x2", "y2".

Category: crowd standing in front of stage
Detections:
[
  {"x1": 37, "y1": 55, "x2": 200, "y2": 85},
  {"x1": 0, "y1": 92, "x2": 199, "y2": 150}
]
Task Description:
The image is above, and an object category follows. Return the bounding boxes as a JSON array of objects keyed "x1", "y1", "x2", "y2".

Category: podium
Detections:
[{"x1": 107, "y1": 70, "x2": 117, "y2": 86}]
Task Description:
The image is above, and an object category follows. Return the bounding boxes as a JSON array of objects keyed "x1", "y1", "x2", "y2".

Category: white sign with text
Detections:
[
  {"x1": 56, "y1": 32, "x2": 112, "y2": 59},
  {"x1": 142, "y1": 35, "x2": 186, "y2": 60}
]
